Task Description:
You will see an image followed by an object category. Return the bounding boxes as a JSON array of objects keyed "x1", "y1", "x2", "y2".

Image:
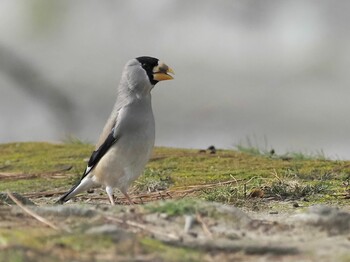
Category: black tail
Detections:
[{"x1": 55, "y1": 184, "x2": 78, "y2": 204}]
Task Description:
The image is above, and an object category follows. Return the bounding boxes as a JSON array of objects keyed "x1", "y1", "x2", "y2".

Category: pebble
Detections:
[{"x1": 292, "y1": 202, "x2": 300, "y2": 208}]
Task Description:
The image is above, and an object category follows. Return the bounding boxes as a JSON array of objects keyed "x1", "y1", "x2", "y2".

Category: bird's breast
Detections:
[{"x1": 116, "y1": 100, "x2": 155, "y2": 164}]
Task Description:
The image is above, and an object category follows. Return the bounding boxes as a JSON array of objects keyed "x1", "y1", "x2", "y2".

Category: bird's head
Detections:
[
  {"x1": 136, "y1": 56, "x2": 174, "y2": 86},
  {"x1": 123, "y1": 56, "x2": 174, "y2": 91}
]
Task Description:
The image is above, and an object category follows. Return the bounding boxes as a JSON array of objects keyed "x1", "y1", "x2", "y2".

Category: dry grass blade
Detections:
[
  {"x1": 0, "y1": 173, "x2": 38, "y2": 180},
  {"x1": 0, "y1": 166, "x2": 72, "y2": 181},
  {"x1": 111, "y1": 179, "x2": 244, "y2": 204},
  {"x1": 22, "y1": 179, "x2": 245, "y2": 204},
  {"x1": 196, "y1": 213, "x2": 213, "y2": 238},
  {"x1": 172, "y1": 179, "x2": 244, "y2": 190},
  {"x1": 23, "y1": 190, "x2": 68, "y2": 198},
  {"x1": 6, "y1": 191, "x2": 68, "y2": 232}
]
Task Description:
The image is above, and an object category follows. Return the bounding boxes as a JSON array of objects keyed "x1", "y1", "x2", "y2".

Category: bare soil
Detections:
[{"x1": 1, "y1": 192, "x2": 350, "y2": 262}]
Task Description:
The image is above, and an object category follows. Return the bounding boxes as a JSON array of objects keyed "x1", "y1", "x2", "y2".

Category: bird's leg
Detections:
[
  {"x1": 122, "y1": 191, "x2": 134, "y2": 205},
  {"x1": 106, "y1": 186, "x2": 115, "y2": 205}
]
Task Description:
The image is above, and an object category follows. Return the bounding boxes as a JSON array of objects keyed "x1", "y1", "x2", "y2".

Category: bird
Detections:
[{"x1": 57, "y1": 56, "x2": 174, "y2": 205}]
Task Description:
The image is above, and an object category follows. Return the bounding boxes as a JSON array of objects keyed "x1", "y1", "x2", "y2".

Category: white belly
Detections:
[{"x1": 92, "y1": 123, "x2": 155, "y2": 192}]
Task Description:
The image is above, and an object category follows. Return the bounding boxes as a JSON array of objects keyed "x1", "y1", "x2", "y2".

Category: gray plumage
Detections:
[{"x1": 57, "y1": 56, "x2": 174, "y2": 205}]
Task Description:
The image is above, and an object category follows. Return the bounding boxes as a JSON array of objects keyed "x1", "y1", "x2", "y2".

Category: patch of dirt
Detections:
[{"x1": 1, "y1": 192, "x2": 350, "y2": 261}]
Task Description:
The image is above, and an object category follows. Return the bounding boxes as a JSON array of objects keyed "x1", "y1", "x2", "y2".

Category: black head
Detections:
[{"x1": 136, "y1": 56, "x2": 159, "y2": 85}]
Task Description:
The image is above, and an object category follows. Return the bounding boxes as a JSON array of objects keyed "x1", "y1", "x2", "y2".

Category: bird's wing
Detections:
[
  {"x1": 56, "y1": 108, "x2": 124, "y2": 204},
  {"x1": 95, "y1": 108, "x2": 119, "y2": 149},
  {"x1": 82, "y1": 130, "x2": 120, "y2": 178},
  {"x1": 80, "y1": 106, "x2": 126, "y2": 180}
]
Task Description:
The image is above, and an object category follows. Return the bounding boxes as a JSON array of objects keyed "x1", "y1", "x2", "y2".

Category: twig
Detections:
[
  {"x1": 46, "y1": 165, "x2": 73, "y2": 174},
  {"x1": 196, "y1": 213, "x2": 213, "y2": 239},
  {"x1": 271, "y1": 169, "x2": 282, "y2": 182},
  {"x1": 72, "y1": 179, "x2": 245, "y2": 204},
  {"x1": 6, "y1": 191, "x2": 68, "y2": 232},
  {"x1": 0, "y1": 166, "x2": 73, "y2": 181},
  {"x1": 23, "y1": 190, "x2": 68, "y2": 198},
  {"x1": 173, "y1": 179, "x2": 243, "y2": 190},
  {"x1": 0, "y1": 173, "x2": 38, "y2": 180},
  {"x1": 166, "y1": 192, "x2": 172, "y2": 199},
  {"x1": 139, "y1": 196, "x2": 144, "y2": 204},
  {"x1": 158, "y1": 192, "x2": 164, "y2": 200},
  {"x1": 23, "y1": 179, "x2": 244, "y2": 202}
]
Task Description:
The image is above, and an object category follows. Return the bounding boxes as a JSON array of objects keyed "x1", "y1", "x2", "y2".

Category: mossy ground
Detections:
[
  {"x1": 0, "y1": 142, "x2": 349, "y2": 204},
  {"x1": 1, "y1": 142, "x2": 350, "y2": 261}
]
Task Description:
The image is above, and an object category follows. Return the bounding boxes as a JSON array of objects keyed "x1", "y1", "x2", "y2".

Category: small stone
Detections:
[
  {"x1": 293, "y1": 202, "x2": 300, "y2": 208},
  {"x1": 159, "y1": 213, "x2": 169, "y2": 219},
  {"x1": 86, "y1": 224, "x2": 119, "y2": 235}
]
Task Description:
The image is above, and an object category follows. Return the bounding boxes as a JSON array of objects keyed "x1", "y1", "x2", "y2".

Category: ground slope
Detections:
[{"x1": 0, "y1": 142, "x2": 350, "y2": 261}]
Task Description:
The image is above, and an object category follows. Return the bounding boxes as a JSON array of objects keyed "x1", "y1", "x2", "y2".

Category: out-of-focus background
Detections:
[{"x1": 1, "y1": 1, "x2": 350, "y2": 158}]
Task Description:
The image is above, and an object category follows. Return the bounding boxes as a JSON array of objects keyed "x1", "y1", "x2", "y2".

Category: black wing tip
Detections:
[
  {"x1": 55, "y1": 184, "x2": 78, "y2": 204},
  {"x1": 55, "y1": 198, "x2": 66, "y2": 205},
  {"x1": 55, "y1": 165, "x2": 91, "y2": 205},
  {"x1": 55, "y1": 194, "x2": 69, "y2": 205},
  {"x1": 55, "y1": 130, "x2": 118, "y2": 205}
]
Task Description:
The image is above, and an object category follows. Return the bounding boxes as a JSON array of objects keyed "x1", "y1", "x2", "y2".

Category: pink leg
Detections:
[
  {"x1": 122, "y1": 191, "x2": 135, "y2": 205},
  {"x1": 106, "y1": 186, "x2": 115, "y2": 205}
]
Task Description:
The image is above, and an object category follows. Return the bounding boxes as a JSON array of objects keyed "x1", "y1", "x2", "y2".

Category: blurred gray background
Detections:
[{"x1": 1, "y1": 0, "x2": 350, "y2": 158}]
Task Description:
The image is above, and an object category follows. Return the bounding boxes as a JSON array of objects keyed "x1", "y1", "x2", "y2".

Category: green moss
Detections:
[
  {"x1": 0, "y1": 249, "x2": 28, "y2": 262},
  {"x1": 141, "y1": 237, "x2": 202, "y2": 261},
  {"x1": 200, "y1": 185, "x2": 239, "y2": 203},
  {"x1": 48, "y1": 233, "x2": 115, "y2": 252},
  {"x1": 0, "y1": 228, "x2": 54, "y2": 249},
  {"x1": 1, "y1": 142, "x2": 349, "y2": 261},
  {"x1": 0, "y1": 177, "x2": 70, "y2": 193},
  {"x1": 134, "y1": 168, "x2": 174, "y2": 192},
  {"x1": 0, "y1": 142, "x2": 348, "y2": 205},
  {"x1": 0, "y1": 142, "x2": 93, "y2": 174},
  {"x1": 0, "y1": 142, "x2": 93, "y2": 193},
  {"x1": 263, "y1": 180, "x2": 330, "y2": 200},
  {"x1": 145, "y1": 199, "x2": 198, "y2": 216}
]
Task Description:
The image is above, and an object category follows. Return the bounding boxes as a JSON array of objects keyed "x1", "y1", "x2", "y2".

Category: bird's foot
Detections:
[
  {"x1": 123, "y1": 192, "x2": 135, "y2": 205},
  {"x1": 106, "y1": 186, "x2": 115, "y2": 205}
]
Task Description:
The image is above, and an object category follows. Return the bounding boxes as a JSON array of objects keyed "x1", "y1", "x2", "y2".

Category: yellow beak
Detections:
[{"x1": 153, "y1": 62, "x2": 175, "y2": 81}]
